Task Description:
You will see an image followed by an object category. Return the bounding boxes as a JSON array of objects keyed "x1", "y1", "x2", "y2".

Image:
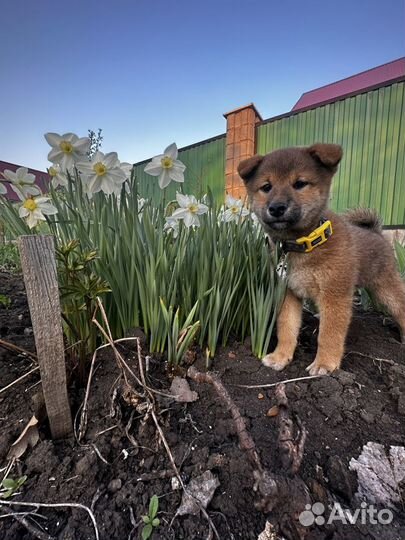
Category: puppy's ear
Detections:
[
  {"x1": 308, "y1": 144, "x2": 343, "y2": 171},
  {"x1": 237, "y1": 154, "x2": 263, "y2": 183}
]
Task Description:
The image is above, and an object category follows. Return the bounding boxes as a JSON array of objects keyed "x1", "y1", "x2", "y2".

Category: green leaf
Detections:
[
  {"x1": 1, "y1": 479, "x2": 16, "y2": 489},
  {"x1": 149, "y1": 494, "x2": 159, "y2": 519},
  {"x1": 142, "y1": 515, "x2": 150, "y2": 524},
  {"x1": 152, "y1": 518, "x2": 160, "y2": 527},
  {"x1": 141, "y1": 523, "x2": 153, "y2": 540}
]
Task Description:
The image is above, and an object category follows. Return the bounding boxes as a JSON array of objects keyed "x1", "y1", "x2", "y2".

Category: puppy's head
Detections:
[{"x1": 238, "y1": 144, "x2": 342, "y2": 238}]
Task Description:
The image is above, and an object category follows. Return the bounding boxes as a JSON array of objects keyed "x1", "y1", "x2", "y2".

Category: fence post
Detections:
[
  {"x1": 223, "y1": 103, "x2": 262, "y2": 198},
  {"x1": 18, "y1": 235, "x2": 73, "y2": 439}
]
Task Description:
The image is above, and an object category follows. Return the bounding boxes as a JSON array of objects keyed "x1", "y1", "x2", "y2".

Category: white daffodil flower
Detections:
[
  {"x1": 144, "y1": 143, "x2": 186, "y2": 189},
  {"x1": 171, "y1": 193, "x2": 208, "y2": 228},
  {"x1": 44, "y1": 132, "x2": 90, "y2": 171},
  {"x1": 77, "y1": 151, "x2": 127, "y2": 195},
  {"x1": 18, "y1": 196, "x2": 58, "y2": 229},
  {"x1": 222, "y1": 195, "x2": 250, "y2": 223},
  {"x1": 0, "y1": 182, "x2": 7, "y2": 195},
  {"x1": 164, "y1": 216, "x2": 180, "y2": 237},
  {"x1": 1, "y1": 167, "x2": 41, "y2": 199},
  {"x1": 48, "y1": 164, "x2": 68, "y2": 188}
]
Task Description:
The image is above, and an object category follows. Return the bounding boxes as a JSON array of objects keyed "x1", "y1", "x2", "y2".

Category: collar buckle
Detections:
[{"x1": 295, "y1": 219, "x2": 333, "y2": 253}]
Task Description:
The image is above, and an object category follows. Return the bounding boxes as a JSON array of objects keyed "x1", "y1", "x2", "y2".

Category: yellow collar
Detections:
[{"x1": 280, "y1": 219, "x2": 333, "y2": 253}]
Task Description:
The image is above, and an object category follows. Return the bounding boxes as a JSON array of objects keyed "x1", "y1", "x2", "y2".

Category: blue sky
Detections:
[{"x1": 1, "y1": 0, "x2": 404, "y2": 171}]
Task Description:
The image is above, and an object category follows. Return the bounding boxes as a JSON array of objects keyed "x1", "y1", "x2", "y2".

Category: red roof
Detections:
[
  {"x1": 0, "y1": 160, "x2": 50, "y2": 201},
  {"x1": 292, "y1": 58, "x2": 405, "y2": 111}
]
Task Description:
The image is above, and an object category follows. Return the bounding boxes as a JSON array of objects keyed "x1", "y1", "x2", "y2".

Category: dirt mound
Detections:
[{"x1": 1, "y1": 272, "x2": 405, "y2": 539}]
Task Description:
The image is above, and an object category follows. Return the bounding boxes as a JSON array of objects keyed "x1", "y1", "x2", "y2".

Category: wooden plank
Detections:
[{"x1": 18, "y1": 235, "x2": 73, "y2": 439}]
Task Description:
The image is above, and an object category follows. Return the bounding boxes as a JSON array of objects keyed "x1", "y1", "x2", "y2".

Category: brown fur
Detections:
[{"x1": 238, "y1": 144, "x2": 405, "y2": 375}]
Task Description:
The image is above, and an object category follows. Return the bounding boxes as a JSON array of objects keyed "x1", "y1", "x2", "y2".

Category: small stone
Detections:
[
  {"x1": 108, "y1": 479, "x2": 122, "y2": 493},
  {"x1": 24, "y1": 327, "x2": 33, "y2": 336},
  {"x1": 228, "y1": 352, "x2": 236, "y2": 359},
  {"x1": 171, "y1": 476, "x2": 180, "y2": 490},
  {"x1": 258, "y1": 393, "x2": 265, "y2": 400},
  {"x1": 75, "y1": 452, "x2": 96, "y2": 475},
  {"x1": 360, "y1": 410, "x2": 375, "y2": 423},
  {"x1": 266, "y1": 406, "x2": 279, "y2": 417}
]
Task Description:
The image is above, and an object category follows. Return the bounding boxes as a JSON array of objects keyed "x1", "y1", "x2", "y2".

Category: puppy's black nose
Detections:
[{"x1": 268, "y1": 202, "x2": 287, "y2": 218}]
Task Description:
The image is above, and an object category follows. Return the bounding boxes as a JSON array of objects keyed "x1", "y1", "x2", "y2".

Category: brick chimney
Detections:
[{"x1": 223, "y1": 103, "x2": 262, "y2": 198}]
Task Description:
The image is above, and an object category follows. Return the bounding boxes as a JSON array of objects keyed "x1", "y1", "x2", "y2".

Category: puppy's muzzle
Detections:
[{"x1": 268, "y1": 202, "x2": 288, "y2": 218}]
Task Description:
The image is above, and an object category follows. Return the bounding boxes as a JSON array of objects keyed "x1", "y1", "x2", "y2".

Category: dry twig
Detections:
[
  {"x1": 0, "y1": 366, "x2": 40, "y2": 396},
  {"x1": 0, "y1": 500, "x2": 99, "y2": 540},
  {"x1": 0, "y1": 339, "x2": 37, "y2": 360},
  {"x1": 230, "y1": 374, "x2": 321, "y2": 389},
  {"x1": 0, "y1": 509, "x2": 53, "y2": 540},
  {"x1": 187, "y1": 366, "x2": 311, "y2": 540}
]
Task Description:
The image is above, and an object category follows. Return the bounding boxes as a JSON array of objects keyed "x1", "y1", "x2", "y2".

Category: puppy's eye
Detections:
[
  {"x1": 293, "y1": 180, "x2": 309, "y2": 190},
  {"x1": 260, "y1": 183, "x2": 272, "y2": 193}
]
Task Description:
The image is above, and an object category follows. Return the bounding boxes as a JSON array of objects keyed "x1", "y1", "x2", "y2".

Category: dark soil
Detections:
[{"x1": 1, "y1": 271, "x2": 405, "y2": 540}]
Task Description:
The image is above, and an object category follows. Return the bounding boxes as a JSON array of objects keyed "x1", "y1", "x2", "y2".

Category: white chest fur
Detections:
[{"x1": 286, "y1": 260, "x2": 319, "y2": 300}]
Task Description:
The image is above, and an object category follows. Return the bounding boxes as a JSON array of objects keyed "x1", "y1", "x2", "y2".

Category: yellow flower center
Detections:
[
  {"x1": 231, "y1": 206, "x2": 239, "y2": 214},
  {"x1": 161, "y1": 156, "x2": 173, "y2": 169},
  {"x1": 49, "y1": 167, "x2": 58, "y2": 177},
  {"x1": 23, "y1": 199, "x2": 38, "y2": 211},
  {"x1": 60, "y1": 141, "x2": 73, "y2": 154},
  {"x1": 93, "y1": 162, "x2": 107, "y2": 176},
  {"x1": 188, "y1": 203, "x2": 199, "y2": 214}
]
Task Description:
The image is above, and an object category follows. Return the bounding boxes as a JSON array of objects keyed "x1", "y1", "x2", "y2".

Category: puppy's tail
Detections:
[{"x1": 345, "y1": 208, "x2": 383, "y2": 233}]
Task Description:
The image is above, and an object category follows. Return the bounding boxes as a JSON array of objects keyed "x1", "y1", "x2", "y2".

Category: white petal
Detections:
[
  {"x1": 44, "y1": 133, "x2": 62, "y2": 147},
  {"x1": 176, "y1": 193, "x2": 190, "y2": 207},
  {"x1": 158, "y1": 170, "x2": 171, "y2": 189},
  {"x1": 73, "y1": 137, "x2": 90, "y2": 154},
  {"x1": 196, "y1": 204, "x2": 209, "y2": 215},
  {"x1": 144, "y1": 161, "x2": 162, "y2": 176},
  {"x1": 169, "y1": 167, "x2": 185, "y2": 183},
  {"x1": 22, "y1": 185, "x2": 41, "y2": 197},
  {"x1": 103, "y1": 152, "x2": 119, "y2": 168},
  {"x1": 32, "y1": 209, "x2": 46, "y2": 220},
  {"x1": 62, "y1": 133, "x2": 78, "y2": 143},
  {"x1": 164, "y1": 143, "x2": 178, "y2": 160},
  {"x1": 59, "y1": 153, "x2": 75, "y2": 171},
  {"x1": 173, "y1": 160, "x2": 186, "y2": 172},
  {"x1": 0, "y1": 182, "x2": 7, "y2": 195},
  {"x1": 107, "y1": 168, "x2": 126, "y2": 183},
  {"x1": 34, "y1": 196, "x2": 50, "y2": 204},
  {"x1": 2, "y1": 169, "x2": 17, "y2": 182},
  {"x1": 225, "y1": 195, "x2": 238, "y2": 207},
  {"x1": 39, "y1": 203, "x2": 58, "y2": 215},
  {"x1": 19, "y1": 206, "x2": 29, "y2": 217},
  {"x1": 88, "y1": 176, "x2": 103, "y2": 194},
  {"x1": 171, "y1": 208, "x2": 188, "y2": 219},
  {"x1": 92, "y1": 151, "x2": 104, "y2": 162},
  {"x1": 183, "y1": 212, "x2": 195, "y2": 227},
  {"x1": 76, "y1": 161, "x2": 93, "y2": 175},
  {"x1": 48, "y1": 148, "x2": 63, "y2": 163},
  {"x1": 16, "y1": 167, "x2": 28, "y2": 179},
  {"x1": 120, "y1": 162, "x2": 133, "y2": 177},
  {"x1": 26, "y1": 213, "x2": 38, "y2": 229},
  {"x1": 9, "y1": 185, "x2": 26, "y2": 200}
]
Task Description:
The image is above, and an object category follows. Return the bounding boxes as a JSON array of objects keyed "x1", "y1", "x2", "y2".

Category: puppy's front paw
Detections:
[
  {"x1": 262, "y1": 351, "x2": 291, "y2": 371},
  {"x1": 306, "y1": 359, "x2": 337, "y2": 376}
]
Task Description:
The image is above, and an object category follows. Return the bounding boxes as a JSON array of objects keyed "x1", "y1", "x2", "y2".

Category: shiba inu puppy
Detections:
[{"x1": 238, "y1": 144, "x2": 405, "y2": 375}]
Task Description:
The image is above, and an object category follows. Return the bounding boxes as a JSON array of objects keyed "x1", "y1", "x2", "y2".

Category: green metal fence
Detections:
[
  {"x1": 256, "y1": 81, "x2": 405, "y2": 227},
  {"x1": 133, "y1": 134, "x2": 226, "y2": 204}
]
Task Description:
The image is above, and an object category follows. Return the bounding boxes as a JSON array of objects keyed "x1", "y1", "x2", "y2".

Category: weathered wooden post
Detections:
[{"x1": 18, "y1": 235, "x2": 73, "y2": 439}]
